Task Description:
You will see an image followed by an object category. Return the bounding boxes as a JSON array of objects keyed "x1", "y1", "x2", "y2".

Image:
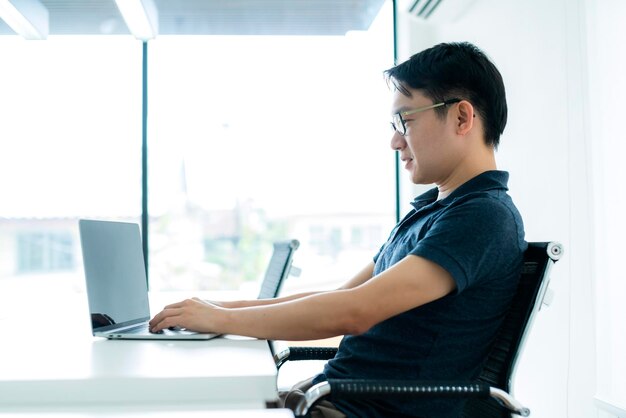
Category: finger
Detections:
[
  {"x1": 149, "y1": 307, "x2": 184, "y2": 328},
  {"x1": 150, "y1": 313, "x2": 183, "y2": 332},
  {"x1": 163, "y1": 300, "x2": 187, "y2": 309}
]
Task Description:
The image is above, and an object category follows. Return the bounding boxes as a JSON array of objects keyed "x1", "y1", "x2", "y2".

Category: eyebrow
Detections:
[{"x1": 391, "y1": 106, "x2": 413, "y2": 115}]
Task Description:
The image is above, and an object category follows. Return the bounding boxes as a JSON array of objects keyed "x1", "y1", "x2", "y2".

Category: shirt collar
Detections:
[{"x1": 410, "y1": 170, "x2": 510, "y2": 210}]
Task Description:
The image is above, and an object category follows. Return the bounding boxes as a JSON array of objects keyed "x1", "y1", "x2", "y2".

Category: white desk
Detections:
[
  {"x1": 0, "y1": 293, "x2": 279, "y2": 412},
  {"x1": 0, "y1": 410, "x2": 293, "y2": 417},
  {"x1": 0, "y1": 334, "x2": 278, "y2": 410}
]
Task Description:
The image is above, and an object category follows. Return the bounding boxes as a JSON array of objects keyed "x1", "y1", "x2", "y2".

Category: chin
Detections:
[
  {"x1": 409, "y1": 174, "x2": 423, "y2": 185},
  {"x1": 410, "y1": 173, "x2": 430, "y2": 185}
]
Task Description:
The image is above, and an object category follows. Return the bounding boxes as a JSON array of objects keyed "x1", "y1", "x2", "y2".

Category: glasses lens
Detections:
[{"x1": 391, "y1": 114, "x2": 405, "y2": 135}]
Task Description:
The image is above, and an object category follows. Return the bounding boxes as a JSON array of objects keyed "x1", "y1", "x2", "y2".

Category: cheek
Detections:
[
  {"x1": 410, "y1": 124, "x2": 448, "y2": 154},
  {"x1": 407, "y1": 136, "x2": 434, "y2": 159}
]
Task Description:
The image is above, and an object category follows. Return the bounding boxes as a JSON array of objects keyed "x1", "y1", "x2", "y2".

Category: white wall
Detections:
[
  {"x1": 586, "y1": 0, "x2": 626, "y2": 416},
  {"x1": 395, "y1": 0, "x2": 599, "y2": 417}
]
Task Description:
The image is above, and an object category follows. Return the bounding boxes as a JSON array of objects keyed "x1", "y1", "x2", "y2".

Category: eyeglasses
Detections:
[{"x1": 390, "y1": 98, "x2": 461, "y2": 136}]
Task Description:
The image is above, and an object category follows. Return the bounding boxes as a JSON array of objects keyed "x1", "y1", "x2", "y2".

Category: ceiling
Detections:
[{"x1": 0, "y1": 0, "x2": 386, "y2": 37}]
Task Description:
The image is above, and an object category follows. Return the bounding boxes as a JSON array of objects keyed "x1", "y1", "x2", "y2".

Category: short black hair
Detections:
[{"x1": 384, "y1": 42, "x2": 507, "y2": 148}]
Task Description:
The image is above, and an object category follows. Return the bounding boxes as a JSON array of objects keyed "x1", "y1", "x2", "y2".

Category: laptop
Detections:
[
  {"x1": 79, "y1": 219, "x2": 218, "y2": 340},
  {"x1": 257, "y1": 239, "x2": 299, "y2": 299}
]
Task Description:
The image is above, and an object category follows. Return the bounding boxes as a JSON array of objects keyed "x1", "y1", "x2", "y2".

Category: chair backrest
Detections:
[
  {"x1": 257, "y1": 239, "x2": 300, "y2": 299},
  {"x1": 462, "y1": 241, "x2": 563, "y2": 418}
]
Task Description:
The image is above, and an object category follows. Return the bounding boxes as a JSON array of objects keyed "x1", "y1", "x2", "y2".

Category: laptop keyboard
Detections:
[{"x1": 123, "y1": 324, "x2": 163, "y2": 334}]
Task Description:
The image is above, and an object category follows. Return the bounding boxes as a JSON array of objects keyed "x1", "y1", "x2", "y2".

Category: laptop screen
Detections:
[
  {"x1": 79, "y1": 220, "x2": 151, "y2": 332},
  {"x1": 257, "y1": 240, "x2": 299, "y2": 299}
]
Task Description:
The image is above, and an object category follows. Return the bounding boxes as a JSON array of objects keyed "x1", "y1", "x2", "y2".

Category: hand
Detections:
[{"x1": 149, "y1": 297, "x2": 222, "y2": 333}]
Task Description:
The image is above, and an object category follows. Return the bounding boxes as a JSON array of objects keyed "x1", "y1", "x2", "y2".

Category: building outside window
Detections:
[{"x1": 17, "y1": 231, "x2": 74, "y2": 273}]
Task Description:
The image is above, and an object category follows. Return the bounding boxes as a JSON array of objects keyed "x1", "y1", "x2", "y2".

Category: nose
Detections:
[{"x1": 390, "y1": 130, "x2": 406, "y2": 151}]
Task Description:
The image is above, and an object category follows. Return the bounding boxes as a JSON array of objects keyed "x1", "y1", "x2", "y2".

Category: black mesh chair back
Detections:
[
  {"x1": 258, "y1": 239, "x2": 300, "y2": 299},
  {"x1": 461, "y1": 242, "x2": 563, "y2": 417}
]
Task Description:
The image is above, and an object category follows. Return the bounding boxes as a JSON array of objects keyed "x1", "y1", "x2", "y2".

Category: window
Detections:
[
  {"x1": 1, "y1": 2, "x2": 395, "y2": 305},
  {"x1": 147, "y1": 2, "x2": 395, "y2": 291},
  {"x1": 0, "y1": 37, "x2": 141, "y2": 311}
]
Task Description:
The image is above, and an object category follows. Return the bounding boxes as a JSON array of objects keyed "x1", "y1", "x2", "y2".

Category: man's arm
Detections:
[
  {"x1": 149, "y1": 256, "x2": 454, "y2": 340},
  {"x1": 207, "y1": 261, "x2": 375, "y2": 308}
]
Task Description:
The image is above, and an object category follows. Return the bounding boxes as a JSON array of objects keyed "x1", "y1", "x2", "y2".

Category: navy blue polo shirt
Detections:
[{"x1": 314, "y1": 170, "x2": 527, "y2": 418}]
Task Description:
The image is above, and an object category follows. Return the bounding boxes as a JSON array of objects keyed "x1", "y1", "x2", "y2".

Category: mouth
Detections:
[{"x1": 401, "y1": 156, "x2": 414, "y2": 169}]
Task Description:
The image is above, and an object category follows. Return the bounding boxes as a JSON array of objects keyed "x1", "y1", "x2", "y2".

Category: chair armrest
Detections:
[
  {"x1": 274, "y1": 346, "x2": 338, "y2": 369},
  {"x1": 294, "y1": 380, "x2": 530, "y2": 417}
]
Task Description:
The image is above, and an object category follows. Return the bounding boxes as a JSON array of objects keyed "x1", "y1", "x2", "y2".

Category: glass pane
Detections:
[
  {"x1": 0, "y1": 37, "x2": 142, "y2": 319},
  {"x1": 148, "y1": 2, "x2": 395, "y2": 292}
]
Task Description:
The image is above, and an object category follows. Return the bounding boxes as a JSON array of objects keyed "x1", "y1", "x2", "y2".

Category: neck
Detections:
[{"x1": 436, "y1": 148, "x2": 497, "y2": 200}]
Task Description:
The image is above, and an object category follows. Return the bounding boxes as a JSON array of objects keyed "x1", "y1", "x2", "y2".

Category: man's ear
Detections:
[{"x1": 455, "y1": 100, "x2": 474, "y2": 136}]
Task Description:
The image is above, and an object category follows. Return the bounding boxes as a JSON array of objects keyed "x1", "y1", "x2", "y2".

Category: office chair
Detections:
[
  {"x1": 258, "y1": 239, "x2": 300, "y2": 300},
  {"x1": 274, "y1": 241, "x2": 563, "y2": 417}
]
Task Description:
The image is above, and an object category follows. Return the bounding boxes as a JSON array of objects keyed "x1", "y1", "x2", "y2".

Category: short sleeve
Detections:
[{"x1": 410, "y1": 196, "x2": 523, "y2": 293}]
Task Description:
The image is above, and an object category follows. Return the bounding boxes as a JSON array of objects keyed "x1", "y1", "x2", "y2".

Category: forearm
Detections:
[
  {"x1": 215, "y1": 261, "x2": 374, "y2": 308},
  {"x1": 216, "y1": 290, "x2": 363, "y2": 340},
  {"x1": 215, "y1": 291, "x2": 326, "y2": 309}
]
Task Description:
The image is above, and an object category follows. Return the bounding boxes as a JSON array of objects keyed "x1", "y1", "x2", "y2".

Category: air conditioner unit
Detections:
[{"x1": 407, "y1": 0, "x2": 477, "y2": 24}]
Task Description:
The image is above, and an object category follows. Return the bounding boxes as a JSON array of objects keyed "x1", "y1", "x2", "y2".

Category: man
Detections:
[{"x1": 150, "y1": 42, "x2": 527, "y2": 418}]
